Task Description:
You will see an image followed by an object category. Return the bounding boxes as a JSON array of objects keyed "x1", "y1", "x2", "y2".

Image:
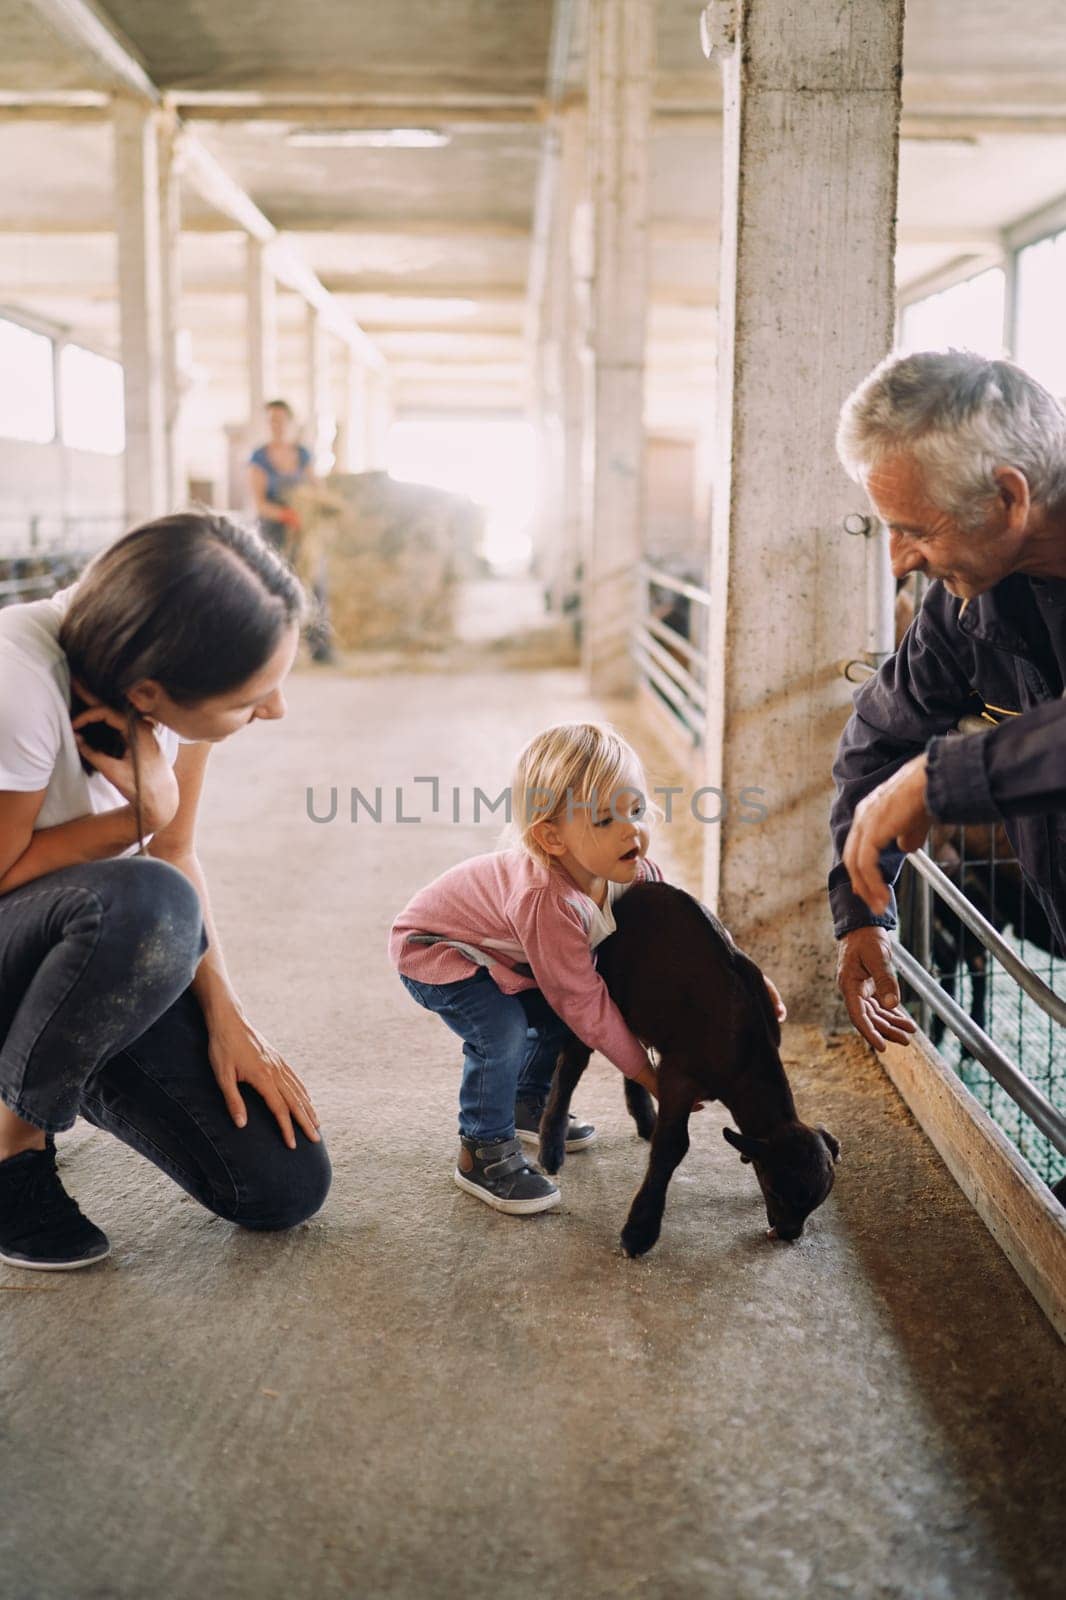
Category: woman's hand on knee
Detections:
[{"x1": 207, "y1": 1008, "x2": 322, "y2": 1149}]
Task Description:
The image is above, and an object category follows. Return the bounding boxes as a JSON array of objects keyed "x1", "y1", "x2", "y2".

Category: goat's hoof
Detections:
[
  {"x1": 538, "y1": 1140, "x2": 566, "y2": 1176},
  {"x1": 620, "y1": 1220, "x2": 660, "y2": 1258}
]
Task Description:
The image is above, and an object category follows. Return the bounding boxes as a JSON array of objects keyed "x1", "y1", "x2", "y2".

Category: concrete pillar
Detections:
[
  {"x1": 560, "y1": 110, "x2": 590, "y2": 620},
  {"x1": 337, "y1": 347, "x2": 368, "y2": 473},
  {"x1": 305, "y1": 303, "x2": 326, "y2": 468},
  {"x1": 157, "y1": 111, "x2": 185, "y2": 508},
  {"x1": 703, "y1": 0, "x2": 905, "y2": 1017},
  {"x1": 582, "y1": 0, "x2": 654, "y2": 694},
  {"x1": 246, "y1": 237, "x2": 278, "y2": 428},
  {"x1": 113, "y1": 97, "x2": 167, "y2": 526},
  {"x1": 364, "y1": 369, "x2": 392, "y2": 469},
  {"x1": 535, "y1": 106, "x2": 588, "y2": 614}
]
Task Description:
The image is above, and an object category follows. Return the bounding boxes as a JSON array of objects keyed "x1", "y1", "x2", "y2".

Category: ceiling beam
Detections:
[
  {"x1": 0, "y1": 95, "x2": 667, "y2": 129},
  {"x1": 6, "y1": 107, "x2": 1066, "y2": 139},
  {"x1": 0, "y1": 101, "x2": 111, "y2": 122},
  {"x1": 321, "y1": 281, "x2": 528, "y2": 301},
  {"x1": 0, "y1": 92, "x2": 546, "y2": 124},
  {"x1": 379, "y1": 360, "x2": 525, "y2": 375},
  {"x1": 0, "y1": 279, "x2": 529, "y2": 304},
  {"x1": 900, "y1": 116, "x2": 1066, "y2": 138},
  {"x1": 655, "y1": 67, "x2": 1066, "y2": 109},
  {"x1": 179, "y1": 102, "x2": 546, "y2": 129},
  {"x1": 0, "y1": 221, "x2": 1001, "y2": 253},
  {"x1": 321, "y1": 280, "x2": 720, "y2": 309},
  {"x1": 354, "y1": 321, "x2": 524, "y2": 336},
  {"x1": 0, "y1": 216, "x2": 533, "y2": 238},
  {"x1": 180, "y1": 137, "x2": 274, "y2": 245},
  {"x1": 21, "y1": 0, "x2": 385, "y2": 368},
  {"x1": 1004, "y1": 189, "x2": 1066, "y2": 253},
  {"x1": 652, "y1": 68, "x2": 1066, "y2": 136},
  {"x1": 894, "y1": 226, "x2": 1003, "y2": 249},
  {"x1": 659, "y1": 109, "x2": 1066, "y2": 138},
  {"x1": 29, "y1": 0, "x2": 158, "y2": 101},
  {"x1": 1, "y1": 280, "x2": 722, "y2": 326},
  {"x1": 169, "y1": 84, "x2": 547, "y2": 110},
  {"x1": 180, "y1": 140, "x2": 383, "y2": 367},
  {"x1": 11, "y1": 79, "x2": 1066, "y2": 138},
  {"x1": 273, "y1": 217, "x2": 531, "y2": 239},
  {"x1": 896, "y1": 251, "x2": 1004, "y2": 303}
]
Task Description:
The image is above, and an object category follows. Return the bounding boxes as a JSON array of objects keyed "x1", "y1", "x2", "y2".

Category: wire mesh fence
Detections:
[
  {"x1": 899, "y1": 824, "x2": 1066, "y2": 1187},
  {"x1": 0, "y1": 515, "x2": 122, "y2": 605},
  {"x1": 0, "y1": 513, "x2": 124, "y2": 559}
]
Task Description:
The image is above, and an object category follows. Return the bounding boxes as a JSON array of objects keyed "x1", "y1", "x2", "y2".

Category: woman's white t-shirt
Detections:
[{"x1": 0, "y1": 587, "x2": 180, "y2": 846}]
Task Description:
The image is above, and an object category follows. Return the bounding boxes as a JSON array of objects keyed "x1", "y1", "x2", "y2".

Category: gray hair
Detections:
[{"x1": 836, "y1": 350, "x2": 1066, "y2": 530}]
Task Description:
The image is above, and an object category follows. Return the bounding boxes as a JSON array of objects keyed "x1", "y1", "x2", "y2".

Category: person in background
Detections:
[{"x1": 247, "y1": 399, "x2": 334, "y2": 664}]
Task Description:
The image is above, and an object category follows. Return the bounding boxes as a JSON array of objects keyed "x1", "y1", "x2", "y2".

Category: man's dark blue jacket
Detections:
[{"x1": 829, "y1": 571, "x2": 1066, "y2": 952}]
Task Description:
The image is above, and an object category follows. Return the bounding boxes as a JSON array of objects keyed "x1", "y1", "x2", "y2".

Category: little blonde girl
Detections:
[{"x1": 389, "y1": 722, "x2": 667, "y2": 1215}]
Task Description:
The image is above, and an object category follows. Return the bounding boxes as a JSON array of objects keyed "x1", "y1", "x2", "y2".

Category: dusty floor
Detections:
[{"x1": 3, "y1": 657, "x2": 1065, "y2": 1600}]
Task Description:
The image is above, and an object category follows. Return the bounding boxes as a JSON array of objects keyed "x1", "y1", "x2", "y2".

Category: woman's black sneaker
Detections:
[
  {"x1": 454, "y1": 1135, "x2": 560, "y2": 1214},
  {"x1": 514, "y1": 1097, "x2": 597, "y2": 1152},
  {"x1": 0, "y1": 1146, "x2": 111, "y2": 1271}
]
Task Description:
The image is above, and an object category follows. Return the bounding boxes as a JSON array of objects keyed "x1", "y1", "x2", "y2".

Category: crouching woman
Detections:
[{"x1": 0, "y1": 513, "x2": 331, "y2": 1271}]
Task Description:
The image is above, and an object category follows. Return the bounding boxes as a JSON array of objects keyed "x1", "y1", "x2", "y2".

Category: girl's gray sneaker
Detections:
[
  {"x1": 514, "y1": 1097, "x2": 597, "y2": 1152},
  {"x1": 454, "y1": 1135, "x2": 561, "y2": 1214}
]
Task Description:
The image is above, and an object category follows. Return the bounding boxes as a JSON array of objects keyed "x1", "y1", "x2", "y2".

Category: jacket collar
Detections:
[{"x1": 954, "y1": 573, "x2": 1039, "y2": 663}]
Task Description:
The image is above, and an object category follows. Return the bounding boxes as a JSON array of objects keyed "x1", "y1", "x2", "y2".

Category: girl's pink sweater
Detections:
[{"x1": 388, "y1": 849, "x2": 664, "y2": 1078}]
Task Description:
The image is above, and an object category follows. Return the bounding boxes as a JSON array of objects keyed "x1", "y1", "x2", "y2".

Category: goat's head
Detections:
[{"x1": 723, "y1": 1122, "x2": 840, "y2": 1241}]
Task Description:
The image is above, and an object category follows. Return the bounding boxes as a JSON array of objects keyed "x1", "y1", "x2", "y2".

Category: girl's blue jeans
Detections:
[{"x1": 399, "y1": 967, "x2": 575, "y2": 1143}]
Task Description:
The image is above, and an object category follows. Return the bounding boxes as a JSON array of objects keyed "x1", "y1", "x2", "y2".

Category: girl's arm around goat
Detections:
[{"x1": 516, "y1": 883, "x2": 655, "y2": 1082}]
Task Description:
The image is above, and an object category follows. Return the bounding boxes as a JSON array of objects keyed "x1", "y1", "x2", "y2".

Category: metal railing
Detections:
[
  {"x1": 0, "y1": 514, "x2": 125, "y2": 604},
  {"x1": 897, "y1": 850, "x2": 1066, "y2": 1163},
  {"x1": 632, "y1": 561, "x2": 711, "y2": 745},
  {"x1": 0, "y1": 508, "x2": 266, "y2": 606},
  {"x1": 0, "y1": 512, "x2": 124, "y2": 556},
  {"x1": 0, "y1": 554, "x2": 92, "y2": 604}
]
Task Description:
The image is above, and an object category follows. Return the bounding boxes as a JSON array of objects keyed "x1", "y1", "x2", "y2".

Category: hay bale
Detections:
[{"x1": 291, "y1": 472, "x2": 482, "y2": 649}]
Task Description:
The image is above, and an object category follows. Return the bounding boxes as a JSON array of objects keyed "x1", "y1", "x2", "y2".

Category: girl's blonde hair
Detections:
[{"x1": 508, "y1": 721, "x2": 656, "y2": 866}]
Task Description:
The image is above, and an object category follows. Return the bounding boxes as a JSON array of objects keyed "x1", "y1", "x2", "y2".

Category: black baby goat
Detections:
[{"x1": 538, "y1": 881, "x2": 840, "y2": 1257}]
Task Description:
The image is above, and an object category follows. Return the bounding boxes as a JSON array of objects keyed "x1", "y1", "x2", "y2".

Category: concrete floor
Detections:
[{"x1": 3, "y1": 652, "x2": 1066, "y2": 1600}]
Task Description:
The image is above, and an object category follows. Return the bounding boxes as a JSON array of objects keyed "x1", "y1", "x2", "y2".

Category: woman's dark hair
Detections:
[
  {"x1": 265, "y1": 398, "x2": 293, "y2": 416},
  {"x1": 60, "y1": 511, "x2": 306, "y2": 842}
]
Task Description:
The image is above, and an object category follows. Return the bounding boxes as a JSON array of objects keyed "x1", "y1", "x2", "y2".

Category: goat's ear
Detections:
[
  {"x1": 723, "y1": 1127, "x2": 767, "y2": 1164},
  {"x1": 818, "y1": 1126, "x2": 841, "y2": 1164}
]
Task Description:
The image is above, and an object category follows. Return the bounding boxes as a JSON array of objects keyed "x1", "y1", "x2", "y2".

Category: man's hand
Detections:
[
  {"x1": 843, "y1": 753, "x2": 931, "y2": 915},
  {"x1": 836, "y1": 926, "x2": 917, "y2": 1053}
]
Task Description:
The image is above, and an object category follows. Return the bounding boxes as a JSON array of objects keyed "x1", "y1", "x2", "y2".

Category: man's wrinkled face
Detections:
[{"x1": 865, "y1": 452, "x2": 1024, "y2": 601}]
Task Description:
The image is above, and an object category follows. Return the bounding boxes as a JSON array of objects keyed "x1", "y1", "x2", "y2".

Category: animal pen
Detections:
[{"x1": 897, "y1": 840, "x2": 1066, "y2": 1189}]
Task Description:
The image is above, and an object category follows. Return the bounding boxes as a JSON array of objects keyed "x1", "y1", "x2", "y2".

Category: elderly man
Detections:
[{"x1": 829, "y1": 350, "x2": 1066, "y2": 1051}]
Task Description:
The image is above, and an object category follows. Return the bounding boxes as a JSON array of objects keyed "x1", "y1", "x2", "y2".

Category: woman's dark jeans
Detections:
[{"x1": 0, "y1": 858, "x2": 331, "y2": 1231}]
